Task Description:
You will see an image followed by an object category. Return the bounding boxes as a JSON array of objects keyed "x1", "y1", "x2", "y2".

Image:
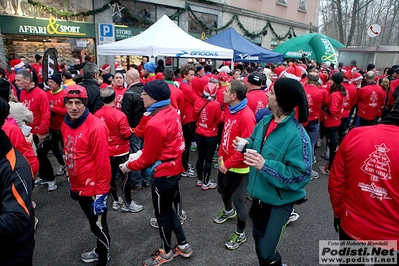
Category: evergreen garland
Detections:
[{"x1": 27, "y1": 0, "x2": 298, "y2": 40}]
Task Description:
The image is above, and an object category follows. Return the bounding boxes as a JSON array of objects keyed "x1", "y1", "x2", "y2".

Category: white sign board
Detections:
[
  {"x1": 98, "y1": 23, "x2": 115, "y2": 45},
  {"x1": 367, "y1": 24, "x2": 381, "y2": 38}
]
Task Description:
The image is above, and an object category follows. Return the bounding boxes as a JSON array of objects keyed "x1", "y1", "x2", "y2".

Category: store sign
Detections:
[
  {"x1": 243, "y1": 36, "x2": 263, "y2": 45},
  {"x1": 0, "y1": 16, "x2": 95, "y2": 38},
  {"x1": 115, "y1": 26, "x2": 144, "y2": 40}
]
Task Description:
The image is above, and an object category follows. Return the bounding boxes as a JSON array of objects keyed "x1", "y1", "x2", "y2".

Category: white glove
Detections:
[
  {"x1": 128, "y1": 150, "x2": 142, "y2": 161},
  {"x1": 119, "y1": 162, "x2": 131, "y2": 173}
]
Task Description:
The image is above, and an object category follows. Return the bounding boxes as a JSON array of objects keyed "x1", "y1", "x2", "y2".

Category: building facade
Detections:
[{"x1": 0, "y1": 0, "x2": 319, "y2": 70}]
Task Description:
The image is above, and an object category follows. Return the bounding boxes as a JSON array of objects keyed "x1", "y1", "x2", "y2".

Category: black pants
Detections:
[
  {"x1": 50, "y1": 129, "x2": 65, "y2": 166},
  {"x1": 182, "y1": 122, "x2": 196, "y2": 171},
  {"x1": 196, "y1": 134, "x2": 218, "y2": 184},
  {"x1": 325, "y1": 126, "x2": 339, "y2": 171},
  {"x1": 109, "y1": 155, "x2": 133, "y2": 204},
  {"x1": 33, "y1": 134, "x2": 55, "y2": 181},
  {"x1": 250, "y1": 200, "x2": 293, "y2": 266},
  {"x1": 152, "y1": 175, "x2": 187, "y2": 253},
  {"x1": 217, "y1": 171, "x2": 248, "y2": 233},
  {"x1": 358, "y1": 117, "x2": 374, "y2": 127},
  {"x1": 78, "y1": 196, "x2": 110, "y2": 266}
]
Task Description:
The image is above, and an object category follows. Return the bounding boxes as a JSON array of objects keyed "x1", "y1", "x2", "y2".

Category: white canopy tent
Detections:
[{"x1": 97, "y1": 15, "x2": 234, "y2": 60}]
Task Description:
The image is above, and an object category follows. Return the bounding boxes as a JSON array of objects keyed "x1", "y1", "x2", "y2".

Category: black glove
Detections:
[
  {"x1": 69, "y1": 183, "x2": 79, "y2": 200},
  {"x1": 334, "y1": 217, "x2": 341, "y2": 233}
]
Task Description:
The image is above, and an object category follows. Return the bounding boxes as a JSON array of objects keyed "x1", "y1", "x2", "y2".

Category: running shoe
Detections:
[
  {"x1": 142, "y1": 249, "x2": 173, "y2": 266},
  {"x1": 287, "y1": 209, "x2": 299, "y2": 224},
  {"x1": 201, "y1": 180, "x2": 217, "y2": 191},
  {"x1": 173, "y1": 244, "x2": 193, "y2": 258},
  {"x1": 225, "y1": 232, "x2": 247, "y2": 250},
  {"x1": 214, "y1": 209, "x2": 237, "y2": 224}
]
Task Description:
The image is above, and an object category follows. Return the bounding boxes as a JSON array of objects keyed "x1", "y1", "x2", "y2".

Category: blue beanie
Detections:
[
  {"x1": 144, "y1": 62, "x2": 157, "y2": 73},
  {"x1": 144, "y1": 80, "x2": 170, "y2": 101}
]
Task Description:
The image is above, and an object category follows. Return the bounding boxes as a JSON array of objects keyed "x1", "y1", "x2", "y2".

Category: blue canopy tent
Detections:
[{"x1": 204, "y1": 27, "x2": 284, "y2": 63}]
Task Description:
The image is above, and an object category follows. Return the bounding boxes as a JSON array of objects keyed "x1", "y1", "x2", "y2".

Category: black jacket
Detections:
[
  {"x1": 122, "y1": 82, "x2": 145, "y2": 128},
  {"x1": 0, "y1": 131, "x2": 35, "y2": 265},
  {"x1": 79, "y1": 79, "x2": 103, "y2": 114}
]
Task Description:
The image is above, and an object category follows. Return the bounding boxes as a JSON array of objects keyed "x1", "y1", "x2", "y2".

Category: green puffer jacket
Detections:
[{"x1": 246, "y1": 112, "x2": 312, "y2": 206}]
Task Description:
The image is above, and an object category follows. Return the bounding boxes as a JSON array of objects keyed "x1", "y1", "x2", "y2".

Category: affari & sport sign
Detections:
[
  {"x1": 0, "y1": 16, "x2": 95, "y2": 38},
  {"x1": 176, "y1": 50, "x2": 219, "y2": 57}
]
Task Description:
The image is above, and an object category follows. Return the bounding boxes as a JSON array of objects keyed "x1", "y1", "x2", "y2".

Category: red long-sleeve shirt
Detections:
[
  {"x1": 247, "y1": 89, "x2": 268, "y2": 115},
  {"x1": 357, "y1": 84, "x2": 385, "y2": 120},
  {"x1": 180, "y1": 81, "x2": 199, "y2": 124},
  {"x1": 61, "y1": 113, "x2": 111, "y2": 196},
  {"x1": 46, "y1": 89, "x2": 67, "y2": 131},
  {"x1": 194, "y1": 98, "x2": 224, "y2": 137},
  {"x1": 219, "y1": 105, "x2": 256, "y2": 170},
  {"x1": 3, "y1": 120, "x2": 39, "y2": 175},
  {"x1": 113, "y1": 85, "x2": 127, "y2": 111},
  {"x1": 304, "y1": 84, "x2": 325, "y2": 121},
  {"x1": 323, "y1": 91, "x2": 344, "y2": 128},
  {"x1": 329, "y1": 124, "x2": 399, "y2": 247},
  {"x1": 341, "y1": 82, "x2": 358, "y2": 118},
  {"x1": 94, "y1": 106, "x2": 131, "y2": 156},
  {"x1": 20, "y1": 87, "x2": 50, "y2": 135},
  {"x1": 127, "y1": 105, "x2": 185, "y2": 177}
]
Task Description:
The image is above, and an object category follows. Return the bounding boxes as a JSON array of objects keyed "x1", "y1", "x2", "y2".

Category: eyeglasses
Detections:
[{"x1": 141, "y1": 92, "x2": 148, "y2": 96}]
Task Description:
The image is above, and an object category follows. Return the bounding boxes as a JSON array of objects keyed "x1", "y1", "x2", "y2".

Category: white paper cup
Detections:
[
  {"x1": 21, "y1": 125, "x2": 32, "y2": 137},
  {"x1": 245, "y1": 148, "x2": 257, "y2": 154},
  {"x1": 235, "y1": 137, "x2": 248, "y2": 152}
]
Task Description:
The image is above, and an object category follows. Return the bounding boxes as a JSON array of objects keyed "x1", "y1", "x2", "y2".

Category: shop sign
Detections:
[
  {"x1": 115, "y1": 26, "x2": 144, "y2": 40},
  {"x1": 243, "y1": 36, "x2": 263, "y2": 45},
  {"x1": 0, "y1": 15, "x2": 95, "y2": 38}
]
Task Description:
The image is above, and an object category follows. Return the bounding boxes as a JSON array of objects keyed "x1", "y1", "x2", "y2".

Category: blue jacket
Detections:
[{"x1": 247, "y1": 112, "x2": 312, "y2": 206}]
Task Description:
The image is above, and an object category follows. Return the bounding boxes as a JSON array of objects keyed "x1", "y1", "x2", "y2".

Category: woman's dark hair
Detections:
[{"x1": 330, "y1": 83, "x2": 347, "y2": 97}]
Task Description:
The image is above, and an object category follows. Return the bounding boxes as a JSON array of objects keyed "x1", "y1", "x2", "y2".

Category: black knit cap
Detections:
[
  {"x1": 144, "y1": 80, "x2": 170, "y2": 101},
  {"x1": 273, "y1": 78, "x2": 309, "y2": 123},
  {"x1": 48, "y1": 72, "x2": 62, "y2": 85},
  {"x1": 331, "y1": 72, "x2": 344, "y2": 85},
  {"x1": 0, "y1": 97, "x2": 9, "y2": 128}
]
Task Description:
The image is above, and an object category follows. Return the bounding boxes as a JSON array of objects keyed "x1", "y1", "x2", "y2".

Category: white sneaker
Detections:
[
  {"x1": 47, "y1": 180, "x2": 58, "y2": 191},
  {"x1": 287, "y1": 209, "x2": 299, "y2": 224},
  {"x1": 201, "y1": 180, "x2": 217, "y2": 191},
  {"x1": 112, "y1": 197, "x2": 123, "y2": 211},
  {"x1": 56, "y1": 165, "x2": 66, "y2": 176},
  {"x1": 121, "y1": 201, "x2": 143, "y2": 213},
  {"x1": 196, "y1": 180, "x2": 203, "y2": 187},
  {"x1": 311, "y1": 170, "x2": 320, "y2": 179}
]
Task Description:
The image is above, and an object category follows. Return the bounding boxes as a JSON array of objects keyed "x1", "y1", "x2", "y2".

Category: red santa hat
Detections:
[
  {"x1": 9, "y1": 59, "x2": 24, "y2": 70},
  {"x1": 279, "y1": 65, "x2": 301, "y2": 81},
  {"x1": 343, "y1": 70, "x2": 353, "y2": 83},
  {"x1": 100, "y1": 64, "x2": 110, "y2": 72},
  {"x1": 318, "y1": 73, "x2": 328, "y2": 84},
  {"x1": 352, "y1": 72, "x2": 363, "y2": 82},
  {"x1": 274, "y1": 66, "x2": 286, "y2": 77}
]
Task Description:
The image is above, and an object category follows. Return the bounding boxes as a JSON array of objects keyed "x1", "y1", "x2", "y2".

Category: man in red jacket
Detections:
[
  {"x1": 215, "y1": 80, "x2": 256, "y2": 250},
  {"x1": 329, "y1": 98, "x2": 399, "y2": 259},
  {"x1": 46, "y1": 73, "x2": 67, "y2": 177},
  {"x1": 95, "y1": 87, "x2": 143, "y2": 213},
  {"x1": 62, "y1": 85, "x2": 111, "y2": 266},
  {"x1": 356, "y1": 71, "x2": 385, "y2": 126},
  {"x1": 120, "y1": 80, "x2": 192, "y2": 266},
  {"x1": 16, "y1": 70, "x2": 56, "y2": 191}
]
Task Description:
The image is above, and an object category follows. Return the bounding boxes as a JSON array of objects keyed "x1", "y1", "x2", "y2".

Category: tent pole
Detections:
[{"x1": 231, "y1": 59, "x2": 234, "y2": 72}]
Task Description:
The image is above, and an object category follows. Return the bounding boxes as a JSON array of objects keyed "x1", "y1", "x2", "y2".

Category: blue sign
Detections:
[{"x1": 98, "y1": 23, "x2": 115, "y2": 45}]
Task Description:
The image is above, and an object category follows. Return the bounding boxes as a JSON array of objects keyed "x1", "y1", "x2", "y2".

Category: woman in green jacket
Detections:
[{"x1": 241, "y1": 78, "x2": 312, "y2": 266}]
